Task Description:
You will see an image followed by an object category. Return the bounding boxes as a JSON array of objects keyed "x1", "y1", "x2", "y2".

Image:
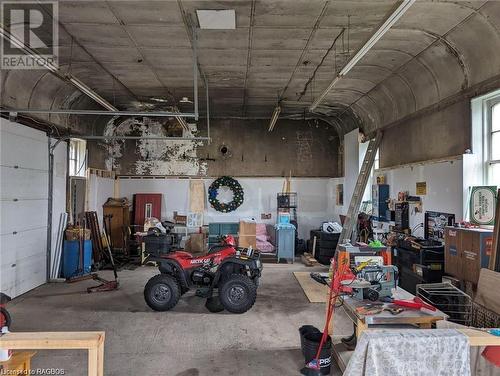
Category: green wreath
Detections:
[{"x1": 208, "y1": 176, "x2": 244, "y2": 213}]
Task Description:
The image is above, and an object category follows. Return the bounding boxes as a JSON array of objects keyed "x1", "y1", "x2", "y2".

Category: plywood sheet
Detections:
[
  {"x1": 293, "y1": 272, "x2": 328, "y2": 303},
  {"x1": 474, "y1": 268, "x2": 500, "y2": 313}
]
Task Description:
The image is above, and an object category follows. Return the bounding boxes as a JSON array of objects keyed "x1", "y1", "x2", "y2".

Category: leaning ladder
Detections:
[{"x1": 337, "y1": 131, "x2": 383, "y2": 246}]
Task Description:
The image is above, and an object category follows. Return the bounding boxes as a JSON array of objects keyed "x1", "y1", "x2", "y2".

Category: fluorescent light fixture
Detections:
[
  {"x1": 268, "y1": 106, "x2": 282, "y2": 132},
  {"x1": 196, "y1": 9, "x2": 236, "y2": 29},
  {"x1": 68, "y1": 76, "x2": 118, "y2": 112},
  {"x1": 0, "y1": 25, "x2": 119, "y2": 112},
  {"x1": 309, "y1": 0, "x2": 416, "y2": 112}
]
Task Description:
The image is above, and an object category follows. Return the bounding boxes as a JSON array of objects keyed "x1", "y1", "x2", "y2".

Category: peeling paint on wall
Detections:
[{"x1": 102, "y1": 117, "x2": 207, "y2": 176}]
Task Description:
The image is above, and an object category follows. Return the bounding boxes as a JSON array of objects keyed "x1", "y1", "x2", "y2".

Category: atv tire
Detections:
[
  {"x1": 144, "y1": 274, "x2": 180, "y2": 311},
  {"x1": 219, "y1": 274, "x2": 257, "y2": 314}
]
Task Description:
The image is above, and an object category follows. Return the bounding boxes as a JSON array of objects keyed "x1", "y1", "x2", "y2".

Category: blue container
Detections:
[
  {"x1": 276, "y1": 223, "x2": 296, "y2": 262},
  {"x1": 62, "y1": 240, "x2": 92, "y2": 278}
]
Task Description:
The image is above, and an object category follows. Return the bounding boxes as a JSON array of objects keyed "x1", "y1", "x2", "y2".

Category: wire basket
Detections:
[
  {"x1": 277, "y1": 192, "x2": 297, "y2": 208},
  {"x1": 416, "y1": 283, "x2": 472, "y2": 326},
  {"x1": 472, "y1": 302, "x2": 500, "y2": 328}
]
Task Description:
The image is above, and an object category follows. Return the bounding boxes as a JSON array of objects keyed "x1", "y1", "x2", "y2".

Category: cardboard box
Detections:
[
  {"x1": 239, "y1": 235, "x2": 256, "y2": 249},
  {"x1": 189, "y1": 233, "x2": 206, "y2": 254},
  {"x1": 239, "y1": 221, "x2": 256, "y2": 249}
]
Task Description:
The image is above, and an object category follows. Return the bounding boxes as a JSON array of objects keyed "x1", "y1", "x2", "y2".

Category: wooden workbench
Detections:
[
  {"x1": 338, "y1": 287, "x2": 447, "y2": 337},
  {"x1": 0, "y1": 331, "x2": 105, "y2": 376}
]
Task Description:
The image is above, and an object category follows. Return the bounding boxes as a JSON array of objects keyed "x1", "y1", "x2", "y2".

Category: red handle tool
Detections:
[{"x1": 392, "y1": 297, "x2": 437, "y2": 311}]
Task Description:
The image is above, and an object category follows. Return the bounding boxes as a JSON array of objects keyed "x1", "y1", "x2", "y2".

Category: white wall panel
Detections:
[
  {"x1": 0, "y1": 119, "x2": 48, "y2": 298},
  {"x1": 87, "y1": 174, "x2": 115, "y2": 229}
]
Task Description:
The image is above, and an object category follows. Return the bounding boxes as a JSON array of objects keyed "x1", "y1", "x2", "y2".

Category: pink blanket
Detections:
[{"x1": 255, "y1": 223, "x2": 275, "y2": 253}]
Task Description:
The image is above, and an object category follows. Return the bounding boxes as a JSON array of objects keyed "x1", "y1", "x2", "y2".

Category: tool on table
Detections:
[
  {"x1": 392, "y1": 297, "x2": 436, "y2": 311},
  {"x1": 384, "y1": 306, "x2": 404, "y2": 315},
  {"x1": 346, "y1": 265, "x2": 398, "y2": 302},
  {"x1": 356, "y1": 304, "x2": 384, "y2": 316}
]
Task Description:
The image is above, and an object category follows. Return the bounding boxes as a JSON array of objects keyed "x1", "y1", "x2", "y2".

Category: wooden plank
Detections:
[
  {"x1": 0, "y1": 331, "x2": 105, "y2": 350},
  {"x1": 293, "y1": 272, "x2": 328, "y2": 303},
  {"x1": 301, "y1": 252, "x2": 319, "y2": 267},
  {"x1": 474, "y1": 268, "x2": 500, "y2": 313},
  {"x1": 458, "y1": 329, "x2": 500, "y2": 347}
]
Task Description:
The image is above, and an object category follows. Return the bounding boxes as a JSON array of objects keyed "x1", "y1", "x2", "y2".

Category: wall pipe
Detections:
[
  {"x1": 1, "y1": 109, "x2": 196, "y2": 118},
  {"x1": 205, "y1": 76, "x2": 210, "y2": 144},
  {"x1": 193, "y1": 27, "x2": 199, "y2": 121},
  {"x1": 61, "y1": 136, "x2": 210, "y2": 141}
]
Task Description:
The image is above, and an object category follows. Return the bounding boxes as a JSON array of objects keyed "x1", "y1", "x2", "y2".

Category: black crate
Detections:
[{"x1": 144, "y1": 233, "x2": 176, "y2": 255}]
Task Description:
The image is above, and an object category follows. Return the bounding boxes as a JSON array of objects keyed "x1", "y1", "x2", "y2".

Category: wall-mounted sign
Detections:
[
  {"x1": 470, "y1": 186, "x2": 497, "y2": 225},
  {"x1": 416, "y1": 182, "x2": 427, "y2": 195}
]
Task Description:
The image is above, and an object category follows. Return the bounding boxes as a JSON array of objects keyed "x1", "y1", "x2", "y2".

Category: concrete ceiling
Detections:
[{"x1": 1, "y1": 0, "x2": 500, "y2": 135}]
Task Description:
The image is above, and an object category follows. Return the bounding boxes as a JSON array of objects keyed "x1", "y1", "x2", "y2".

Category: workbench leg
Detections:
[
  {"x1": 355, "y1": 319, "x2": 367, "y2": 339},
  {"x1": 88, "y1": 348, "x2": 97, "y2": 376},
  {"x1": 97, "y1": 341, "x2": 104, "y2": 376}
]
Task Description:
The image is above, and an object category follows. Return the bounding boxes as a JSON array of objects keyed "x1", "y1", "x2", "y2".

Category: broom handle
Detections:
[{"x1": 314, "y1": 259, "x2": 348, "y2": 361}]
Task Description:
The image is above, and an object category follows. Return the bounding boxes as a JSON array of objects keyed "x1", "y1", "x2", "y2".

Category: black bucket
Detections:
[{"x1": 299, "y1": 326, "x2": 332, "y2": 375}]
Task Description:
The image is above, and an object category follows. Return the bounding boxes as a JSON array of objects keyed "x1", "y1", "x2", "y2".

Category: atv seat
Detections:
[{"x1": 207, "y1": 244, "x2": 227, "y2": 255}]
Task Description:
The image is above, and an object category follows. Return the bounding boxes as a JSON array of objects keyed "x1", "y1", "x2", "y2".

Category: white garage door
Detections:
[{"x1": 1, "y1": 119, "x2": 48, "y2": 298}]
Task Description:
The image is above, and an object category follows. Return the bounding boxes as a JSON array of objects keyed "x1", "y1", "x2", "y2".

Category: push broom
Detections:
[{"x1": 301, "y1": 259, "x2": 348, "y2": 376}]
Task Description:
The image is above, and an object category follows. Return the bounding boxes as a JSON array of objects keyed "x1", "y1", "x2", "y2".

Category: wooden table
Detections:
[
  {"x1": 0, "y1": 331, "x2": 105, "y2": 376},
  {"x1": 340, "y1": 287, "x2": 447, "y2": 338}
]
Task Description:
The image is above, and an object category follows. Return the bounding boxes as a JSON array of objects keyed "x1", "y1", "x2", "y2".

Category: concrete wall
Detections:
[
  {"x1": 87, "y1": 118, "x2": 341, "y2": 177},
  {"x1": 116, "y1": 177, "x2": 342, "y2": 239},
  {"x1": 379, "y1": 99, "x2": 471, "y2": 168},
  {"x1": 374, "y1": 157, "x2": 464, "y2": 237}
]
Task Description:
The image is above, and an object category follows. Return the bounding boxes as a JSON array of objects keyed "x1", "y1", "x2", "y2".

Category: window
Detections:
[
  {"x1": 489, "y1": 102, "x2": 500, "y2": 187},
  {"x1": 69, "y1": 138, "x2": 87, "y2": 177}
]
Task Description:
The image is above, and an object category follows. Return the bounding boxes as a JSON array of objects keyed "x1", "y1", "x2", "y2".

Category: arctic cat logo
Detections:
[{"x1": 190, "y1": 259, "x2": 210, "y2": 264}]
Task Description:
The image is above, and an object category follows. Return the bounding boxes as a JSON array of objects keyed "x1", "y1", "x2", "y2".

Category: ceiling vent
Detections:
[{"x1": 196, "y1": 9, "x2": 236, "y2": 29}]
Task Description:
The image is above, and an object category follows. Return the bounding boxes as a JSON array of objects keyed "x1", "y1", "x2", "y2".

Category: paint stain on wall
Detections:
[{"x1": 102, "y1": 117, "x2": 207, "y2": 176}]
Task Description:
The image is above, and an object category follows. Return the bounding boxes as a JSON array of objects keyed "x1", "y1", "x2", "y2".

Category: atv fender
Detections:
[
  {"x1": 211, "y1": 257, "x2": 262, "y2": 290},
  {"x1": 154, "y1": 258, "x2": 190, "y2": 293}
]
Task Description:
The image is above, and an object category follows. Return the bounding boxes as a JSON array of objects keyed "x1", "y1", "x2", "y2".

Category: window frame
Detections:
[
  {"x1": 487, "y1": 99, "x2": 500, "y2": 186},
  {"x1": 69, "y1": 138, "x2": 87, "y2": 177}
]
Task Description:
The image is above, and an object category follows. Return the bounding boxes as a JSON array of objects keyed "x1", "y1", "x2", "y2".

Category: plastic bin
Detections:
[{"x1": 276, "y1": 223, "x2": 296, "y2": 262}]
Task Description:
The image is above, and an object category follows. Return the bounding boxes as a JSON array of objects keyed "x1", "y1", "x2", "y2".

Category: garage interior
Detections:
[{"x1": 1, "y1": 0, "x2": 500, "y2": 375}]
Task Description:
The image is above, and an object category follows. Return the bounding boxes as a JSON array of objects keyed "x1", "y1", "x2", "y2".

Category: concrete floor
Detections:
[{"x1": 8, "y1": 263, "x2": 352, "y2": 376}]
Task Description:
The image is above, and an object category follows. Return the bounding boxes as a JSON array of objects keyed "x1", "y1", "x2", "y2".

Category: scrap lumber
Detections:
[{"x1": 301, "y1": 252, "x2": 319, "y2": 267}]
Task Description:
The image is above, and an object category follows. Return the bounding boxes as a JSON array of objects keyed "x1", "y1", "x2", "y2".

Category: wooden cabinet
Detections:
[
  {"x1": 444, "y1": 227, "x2": 493, "y2": 285},
  {"x1": 103, "y1": 199, "x2": 130, "y2": 250}
]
